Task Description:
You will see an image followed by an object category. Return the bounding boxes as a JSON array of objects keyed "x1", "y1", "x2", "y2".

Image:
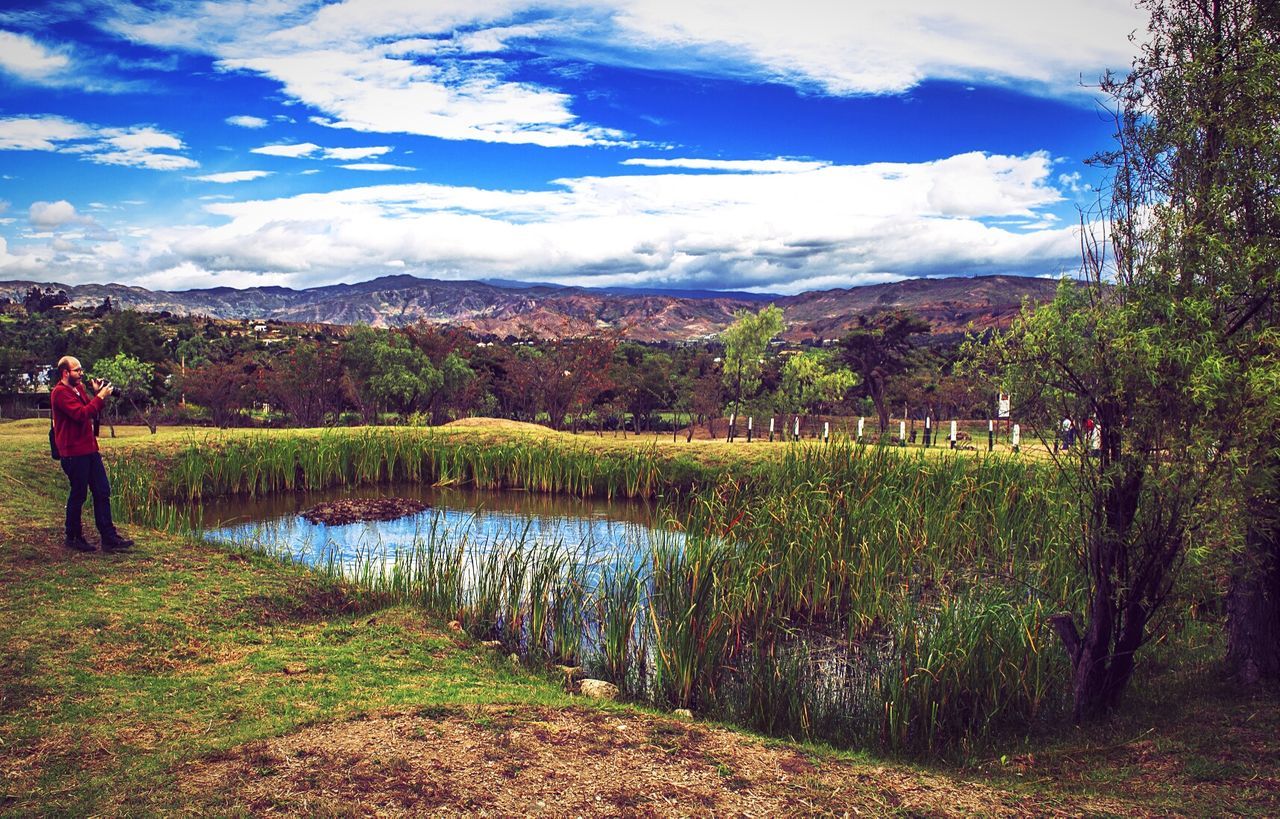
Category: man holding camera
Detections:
[{"x1": 50, "y1": 355, "x2": 133, "y2": 553}]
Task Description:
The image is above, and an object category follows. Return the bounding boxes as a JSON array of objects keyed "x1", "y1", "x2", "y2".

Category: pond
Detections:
[{"x1": 198, "y1": 483, "x2": 681, "y2": 573}]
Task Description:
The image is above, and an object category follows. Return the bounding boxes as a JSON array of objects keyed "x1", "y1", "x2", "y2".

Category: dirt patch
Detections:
[
  {"x1": 179, "y1": 706, "x2": 1128, "y2": 817},
  {"x1": 240, "y1": 577, "x2": 360, "y2": 623},
  {"x1": 301, "y1": 497, "x2": 429, "y2": 526}
]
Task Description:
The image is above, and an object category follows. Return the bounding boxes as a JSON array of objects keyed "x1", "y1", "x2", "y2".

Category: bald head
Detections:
[{"x1": 57, "y1": 356, "x2": 84, "y2": 386}]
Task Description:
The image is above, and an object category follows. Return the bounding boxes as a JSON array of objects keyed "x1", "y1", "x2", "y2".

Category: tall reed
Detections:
[{"x1": 115, "y1": 430, "x2": 1082, "y2": 757}]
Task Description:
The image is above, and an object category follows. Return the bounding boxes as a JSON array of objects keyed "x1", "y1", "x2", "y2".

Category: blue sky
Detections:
[{"x1": 0, "y1": 0, "x2": 1147, "y2": 294}]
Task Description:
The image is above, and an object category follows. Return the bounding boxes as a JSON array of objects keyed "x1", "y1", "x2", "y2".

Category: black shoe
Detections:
[
  {"x1": 64, "y1": 536, "x2": 96, "y2": 552},
  {"x1": 103, "y1": 534, "x2": 134, "y2": 552}
]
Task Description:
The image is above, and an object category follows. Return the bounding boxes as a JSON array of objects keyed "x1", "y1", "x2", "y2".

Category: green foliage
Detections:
[
  {"x1": 94, "y1": 351, "x2": 160, "y2": 433},
  {"x1": 972, "y1": 0, "x2": 1280, "y2": 717},
  {"x1": 720, "y1": 304, "x2": 784, "y2": 412},
  {"x1": 837, "y1": 312, "x2": 931, "y2": 431},
  {"x1": 343, "y1": 325, "x2": 444, "y2": 416},
  {"x1": 86, "y1": 310, "x2": 165, "y2": 364},
  {"x1": 778, "y1": 350, "x2": 858, "y2": 415},
  {"x1": 93, "y1": 352, "x2": 154, "y2": 400}
]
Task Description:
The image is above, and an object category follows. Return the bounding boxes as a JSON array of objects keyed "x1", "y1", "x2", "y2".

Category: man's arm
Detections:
[{"x1": 51, "y1": 385, "x2": 104, "y2": 423}]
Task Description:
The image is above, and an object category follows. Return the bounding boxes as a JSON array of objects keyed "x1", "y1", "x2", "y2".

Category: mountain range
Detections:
[{"x1": 0, "y1": 274, "x2": 1063, "y2": 342}]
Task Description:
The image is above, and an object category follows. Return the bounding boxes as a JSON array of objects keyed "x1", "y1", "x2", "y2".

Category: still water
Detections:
[{"x1": 199, "y1": 483, "x2": 679, "y2": 569}]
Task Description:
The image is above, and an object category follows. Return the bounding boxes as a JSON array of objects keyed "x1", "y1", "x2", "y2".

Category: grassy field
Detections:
[{"x1": 1, "y1": 418, "x2": 1277, "y2": 816}]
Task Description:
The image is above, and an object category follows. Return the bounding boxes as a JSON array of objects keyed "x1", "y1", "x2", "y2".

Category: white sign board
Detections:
[{"x1": 997, "y1": 393, "x2": 1011, "y2": 419}]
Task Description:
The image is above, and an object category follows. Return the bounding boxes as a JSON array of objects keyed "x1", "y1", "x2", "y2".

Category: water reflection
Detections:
[{"x1": 199, "y1": 484, "x2": 678, "y2": 570}]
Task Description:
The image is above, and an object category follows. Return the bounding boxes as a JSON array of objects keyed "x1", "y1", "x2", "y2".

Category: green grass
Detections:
[
  {"x1": 0, "y1": 426, "x2": 579, "y2": 815},
  {"x1": 1, "y1": 418, "x2": 1276, "y2": 816},
  {"x1": 93, "y1": 421, "x2": 1137, "y2": 756}
]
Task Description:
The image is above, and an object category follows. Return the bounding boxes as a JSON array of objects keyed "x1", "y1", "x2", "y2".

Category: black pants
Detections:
[{"x1": 61, "y1": 452, "x2": 117, "y2": 541}]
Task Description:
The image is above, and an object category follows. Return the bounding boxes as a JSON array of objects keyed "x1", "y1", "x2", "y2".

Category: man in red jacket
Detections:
[{"x1": 51, "y1": 355, "x2": 134, "y2": 552}]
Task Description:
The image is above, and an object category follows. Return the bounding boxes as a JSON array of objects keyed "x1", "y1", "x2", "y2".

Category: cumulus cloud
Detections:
[
  {"x1": 12, "y1": 150, "x2": 1083, "y2": 291},
  {"x1": 0, "y1": 30, "x2": 71, "y2": 81},
  {"x1": 226, "y1": 114, "x2": 269, "y2": 128},
  {"x1": 29, "y1": 200, "x2": 88, "y2": 229},
  {"x1": 189, "y1": 170, "x2": 274, "y2": 183},
  {"x1": 0, "y1": 115, "x2": 196, "y2": 169},
  {"x1": 0, "y1": 115, "x2": 93, "y2": 150}
]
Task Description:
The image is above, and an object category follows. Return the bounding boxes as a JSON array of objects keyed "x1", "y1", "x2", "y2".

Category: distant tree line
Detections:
[{"x1": 0, "y1": 298, "x2": 996, "y2": 432}]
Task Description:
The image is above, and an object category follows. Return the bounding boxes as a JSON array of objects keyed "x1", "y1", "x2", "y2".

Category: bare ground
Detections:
[{"x1": 178, "y1": 706, "x2": 1136, "y2": 817}]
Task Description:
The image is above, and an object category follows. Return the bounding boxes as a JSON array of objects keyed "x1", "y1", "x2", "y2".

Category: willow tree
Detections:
[
  {"x1": 719, "y1": 305, "x2": 784, "y2": 419},
  {"x1": 1109, "y1": 0, "x2": 1280, "y2": 686},
  {"x1": 983, "y1": 0, "x2": 1280, "y2": 719}
]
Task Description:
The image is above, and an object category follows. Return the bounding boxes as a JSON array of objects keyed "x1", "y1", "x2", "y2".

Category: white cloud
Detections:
[
  {"x1": 0, "y1": 235, "x2": 47, "y2": 277},
  {"x1": 226, "y1": 114, "x2": 269, "y2": 128},
  {"x1": 250, "y1": 142, "x2": 393, "y2": 161},
  {"x1": 0, "y1": 115, "x2": 93, "y2": 150},
  {"x1": 1058, "y1": 171, "x2": 1091, "y2": 194},
  {"x1": 228, "y1": 48, "x2": 627, "y2": 147},
  {"x1": 323, "y1": 145, "x2": 392, "y2": 160},
  {"x1": 340, "y1": 162, "x2": 413, "y2": 171},
  {"x1": 92, "y1": 126, "x2": 199, "y2": 169},
  {"x1": 622, "y1": 157, "x2": 829, "y2": 173},
  {"x1": 0, "y1": 116, "x2": 196, "y2": 169},
  {"x1": 102, "y1": 0, "x2": 1143, "y2": 155},
  {"x1": 0, "y1": 30, "x2": 71, "y2": 81},
  {"x1": 251, "y1": 141, "x2": 321, "y2": 157},
  {"x1": 190, "y1": 170, "x2": 274, "y2": 183},
  {"x1": 602, "y1": 0, "x2": 1143, "y2": 97},
  {"x1": 17, "y1": 150, "x2": 1082, "y2": 291},
  {"x1": 106, "y1": 2, "x2": 623, "y2": 146},
  {"x1": 29, "y1": 200, "x2": 87, "y2": 229}
]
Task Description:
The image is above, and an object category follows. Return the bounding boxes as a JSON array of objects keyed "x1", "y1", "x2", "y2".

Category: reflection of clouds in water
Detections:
[{"x1": 204, "y1": 505, "x2": 678, "y2": 570}]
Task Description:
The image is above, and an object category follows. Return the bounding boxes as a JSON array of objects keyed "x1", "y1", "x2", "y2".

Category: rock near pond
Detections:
[
  {"x1": 300, "y1": 497, "x2": 429, "y2": 526},
  {"x1": 578, "y1": 679, "x2": 619, "y2": 700}
]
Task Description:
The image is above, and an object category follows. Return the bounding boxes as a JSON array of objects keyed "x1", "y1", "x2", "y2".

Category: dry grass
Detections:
[{"x1": 178, "y1": 705, "x2": 1136, "y2": 817}]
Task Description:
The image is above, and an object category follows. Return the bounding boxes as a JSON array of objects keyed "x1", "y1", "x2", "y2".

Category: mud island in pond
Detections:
[{"x1": 300, "y1": 497, "x2": 430, "y2": 526}]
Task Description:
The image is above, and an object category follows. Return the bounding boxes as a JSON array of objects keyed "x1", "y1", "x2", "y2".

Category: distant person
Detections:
[
  {"x1": 50, "y1": 356, "x2": 133, "y2": 552},
  {"x1": 1083, "y1": 417, "x2": 1100, "y2": 456},
  {"x1": 1061, "y1": 417, "x2": 1075, "y2": 448}
]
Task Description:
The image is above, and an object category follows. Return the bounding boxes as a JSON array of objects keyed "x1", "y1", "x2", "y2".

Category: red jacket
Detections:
[{"x1": 51, "y1": 382, "x2": 104, "y2": 458}]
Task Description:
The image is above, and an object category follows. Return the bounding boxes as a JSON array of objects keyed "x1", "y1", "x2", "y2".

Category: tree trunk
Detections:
[
  {"x1": 869, "y1": 372, "x2": 889, "y2": 433},
  {"x1": 1227, "y1": 448, "x2": 1280, "y2": 686},
  {"x1": 1052, "y1": 460, "x2": 1146, "y2": 721},
  {"x1": 1227, "y1": 553, "x2": 1280, "y2": 686}
]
